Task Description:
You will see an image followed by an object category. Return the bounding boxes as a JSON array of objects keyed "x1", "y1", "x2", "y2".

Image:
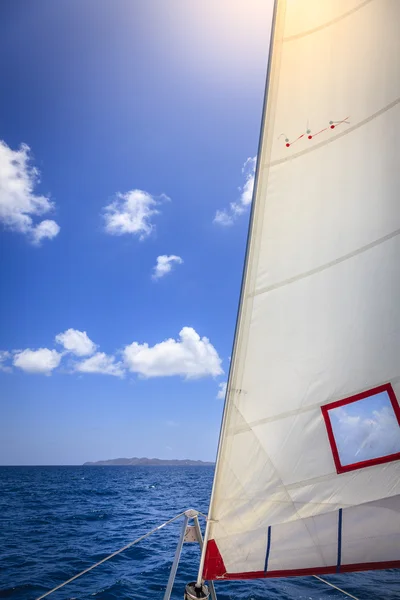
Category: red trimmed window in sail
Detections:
[{"x1": 321, "y1": 383, "x2": 400, "y2": 474}]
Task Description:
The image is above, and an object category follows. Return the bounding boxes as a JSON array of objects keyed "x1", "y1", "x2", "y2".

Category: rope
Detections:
[
  {"x1": 196, "y1": 510, "x2": 209, "y2": 520},
  {"x1": 35, "y1": 511, "x2": 187, "y2": 600},
  {"x1": 313, "y1": 575, "x2": 360, "y2": 600}
]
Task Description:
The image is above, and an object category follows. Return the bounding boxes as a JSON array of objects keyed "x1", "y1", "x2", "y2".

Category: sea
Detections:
[{"x1": 0, "y1": 466, "x2": 398, "y2": 600}]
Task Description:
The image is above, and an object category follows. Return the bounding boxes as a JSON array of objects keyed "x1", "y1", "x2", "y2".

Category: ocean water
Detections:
[{"x1": 0, "y1": 467, "x2": 398, "y2": 600}]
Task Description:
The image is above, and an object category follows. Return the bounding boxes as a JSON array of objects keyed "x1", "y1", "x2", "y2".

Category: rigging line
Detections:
[
  {"x1": 34, "y1": 511, "x2": 187, "y2": 600},
  {"x1": 196, "y1": 510, "x2": 209, "y2": 520},
  {"x1": 313, "y1": 575, "x2": 360, "y2": 600},
  {"x1": 269, "y1": 96, "x2": 400, "y2": 168},
  {"x1": 283, "y1": 0, "x2": 375, "y2": 42}
]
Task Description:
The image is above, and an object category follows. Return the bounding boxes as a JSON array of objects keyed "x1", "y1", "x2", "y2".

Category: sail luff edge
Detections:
[{"x1": 197, "y1": 0, "x2": 281, "y2": 585}]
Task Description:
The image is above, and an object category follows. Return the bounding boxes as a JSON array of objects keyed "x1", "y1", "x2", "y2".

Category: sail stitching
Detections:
[
  {"x1": 283, "y1": 0, "x2": 375, "y2": 42},
  {"x1": 229, "y1": 375, "x2": 400, "y2": 433},
  {"x1": 268, "y1": 96, "x2": 400, "y2": 168},
  {"x1": 286, "y1": 471, "x2": 400, "y2": 492},
  {"x1": 218, "y1": 497, "x2": 353, "y2": 508},
  {"x1": 251, "y1": 226, "x2": 400, "y2": 298},
  {"x1": 217, "y1": 454, "x2": 400, "y2": 496}
]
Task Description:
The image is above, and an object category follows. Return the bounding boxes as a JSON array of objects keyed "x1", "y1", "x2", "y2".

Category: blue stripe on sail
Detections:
[
  {"x1": 337, "y1": 508, "x2": 343, "y2": 573},
  {"x1": 264, "y1": 526, "x2": 272, "y2": 572}
]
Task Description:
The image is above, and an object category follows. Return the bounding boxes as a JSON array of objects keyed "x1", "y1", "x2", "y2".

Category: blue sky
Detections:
[{"x1": 0, "y1": 0, "x2": 272, "y2": 464}]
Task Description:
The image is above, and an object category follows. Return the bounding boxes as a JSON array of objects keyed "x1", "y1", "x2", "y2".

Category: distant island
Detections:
[{"x1": 83, "y1": 457, "x2": 214, "y2": 466}]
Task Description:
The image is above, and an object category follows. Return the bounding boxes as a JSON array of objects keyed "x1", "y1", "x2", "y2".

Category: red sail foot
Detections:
[
  {"x1": 203, "y1": 539, "x2": 400, "y2": 581},
  {"x1": 203, "y1": 539, "x2": 227, "y2": 580}
]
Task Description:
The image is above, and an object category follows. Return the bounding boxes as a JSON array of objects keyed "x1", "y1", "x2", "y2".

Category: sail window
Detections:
[{"x1": 321, "y1": 384, "x2": 400, "y2": 474}]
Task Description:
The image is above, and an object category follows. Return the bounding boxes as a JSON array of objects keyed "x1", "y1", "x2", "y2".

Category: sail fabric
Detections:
[{"x1": 203, "y1": 0, "x2": 400, "y2": 580}]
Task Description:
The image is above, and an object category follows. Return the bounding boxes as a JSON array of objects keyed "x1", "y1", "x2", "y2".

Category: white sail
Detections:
[{"x1": 202, "y1": 0, "x2": 400, "y2": 579}]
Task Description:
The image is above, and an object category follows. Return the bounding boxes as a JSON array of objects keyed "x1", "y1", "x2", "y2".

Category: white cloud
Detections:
[
  {"x1": 213, "y1": 156, "x2": 256, "y2": 226},
  {"x1": 13, "y1": 348, "x2": 62, "y2": 375},
  {"x1": 217, "y1": 381, "x2": 227, "y2": 400},
  {"x1": 213, "y1": 210, "x2": 234, "y2": 227},
  {"x1": 0, "y1": 351, "x2": 12, "y2": 373},
  {"x1": 238, "y1": 156, "x2": 257, "y2": 207},
  {"x1": 5, "y1": 327, "x2": 223, "y2": 382},
  {"x1": 103, "y1": 189, "x2": 169, "y2": 239},
  {"x1": 152, "y1": 255, "x2": 183, "y2": 280},
  {"x1": 55, "y1": 328, "x2": 97, "y2": 357},
  {"x1": 75, "y1": 352, "x2": 124, "y2": 377},
  {"x1": 32, "y1": 219, "x2": 60, "y2": 245},
  {"x1": 0, "y1": 140, "x2": 60, "y2": 244},
  {"x1": 331, "y1": 405, "x2": 400, "y2": 465},
  {"x1": 123, "y1": 327, "x2": 223, "y2": 379}
]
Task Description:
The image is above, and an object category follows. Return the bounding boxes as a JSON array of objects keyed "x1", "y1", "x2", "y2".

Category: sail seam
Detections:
[
  {"x1": 251, "y1": 226, "x2": 400, "y2": 298},
  {"x1": 268, "y1": 96, "x2": 400, "y2": 168},
  {"x1": 229, "y1": 376, "x2": 400, "y2": 433},
  {"x1": 283, "y1": 0, "x2": 375, "y2": 42},
  {"x1": 228, "y1": 404, "x2": 306, "y2": 521},
  {"x1": 232, "y1": 404, "x2": 321, "y2": 530},
  {"x1": 285, "y1": 470, "x2": 400, "y2": 492}
]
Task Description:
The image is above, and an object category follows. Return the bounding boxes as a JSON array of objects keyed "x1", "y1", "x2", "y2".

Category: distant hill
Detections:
[{"x1": 83, "y1": 457, "x2": 214, "y2": 466}]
